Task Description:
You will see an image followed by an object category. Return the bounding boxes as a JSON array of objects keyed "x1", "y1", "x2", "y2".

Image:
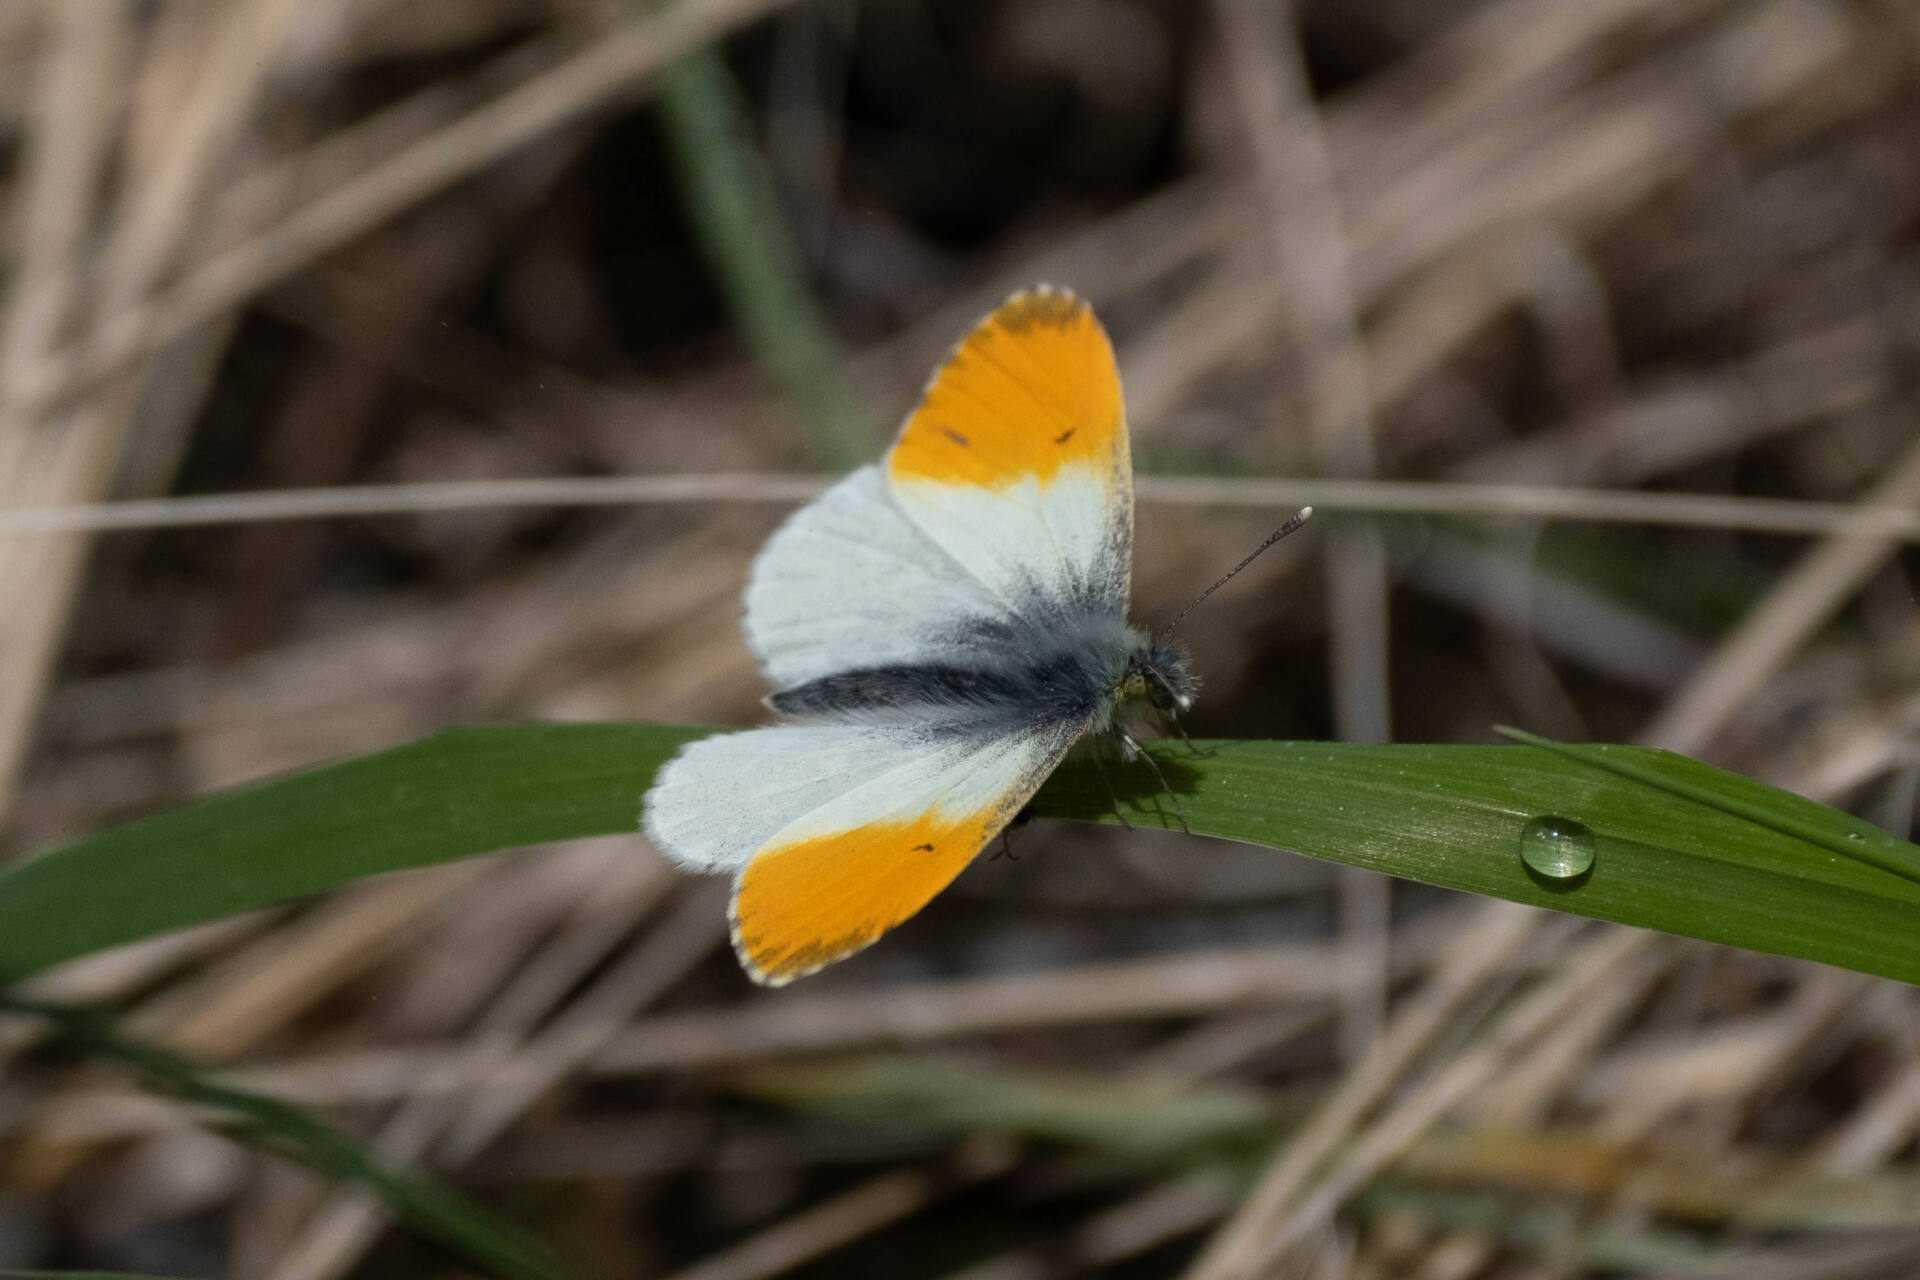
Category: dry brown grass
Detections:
[{"x1": 4, "y1": 1, "x2": 1920, "y2": 1276}]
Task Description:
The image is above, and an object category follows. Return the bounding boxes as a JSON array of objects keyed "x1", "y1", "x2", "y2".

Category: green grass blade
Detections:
[
  {"x1": 0, "y1": 998, "x2": 578, "y2": 1280},
  {"x1": 741, "y1": 1056, "x2": 1277, "y2": 1160},
  {"x1": 656, "y1": 42, "x2": 870, "y2": 469},
  {"x1": 1495, "y1": 725, "x2": 1920, "y2": 885},
  {"x1": 0, "y1": 724, "x2": 702, "y2": 979},
  {"x1": 1032, "y1": 738, "x2": 1920, "y2": 984},
  {"x1": 3, "y1": 724, "x2": 1919, "y2": 985}
]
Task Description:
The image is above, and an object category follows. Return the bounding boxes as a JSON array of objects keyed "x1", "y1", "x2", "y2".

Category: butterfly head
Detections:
[{"x1": 1118, "y1": 635, "x2": 1197, "y2": 715}]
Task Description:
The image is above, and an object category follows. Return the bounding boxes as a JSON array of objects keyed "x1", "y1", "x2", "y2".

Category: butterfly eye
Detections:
[{"x1": 1147, "y1": 682, "x2": 1176, "y2": 712}]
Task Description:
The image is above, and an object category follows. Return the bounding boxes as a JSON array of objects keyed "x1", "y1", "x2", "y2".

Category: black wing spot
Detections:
[
  {"x1": 940, "y1": 426, "x2": 971, "y2": 447},
  {"x1": 912, "y1": 842, "x2": 935, "y2": 852},
  {"x1": 1054, "y1": 428, "x2": 1076, "y2": 445}
]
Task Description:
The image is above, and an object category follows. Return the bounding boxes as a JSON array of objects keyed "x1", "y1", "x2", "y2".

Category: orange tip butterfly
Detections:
[{"x1": 642, "y1": 286, "x2": 1308, "y2": 985}]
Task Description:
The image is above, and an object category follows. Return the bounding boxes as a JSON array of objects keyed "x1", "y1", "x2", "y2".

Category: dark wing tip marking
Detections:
[
  {"x1": 939, "y1": 426, "x2": 972, "y2": 447},
  {"x1": 912, "y1": 842, "x2": 934, "y2": 852},
  {"x1": 1053, "y1": 427, "x2": 1076, "y2": 444}
]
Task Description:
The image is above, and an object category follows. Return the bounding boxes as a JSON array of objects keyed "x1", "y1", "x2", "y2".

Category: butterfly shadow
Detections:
[{"x1": 1029, "y1": 737, "x2": 1205, "y2": 834}]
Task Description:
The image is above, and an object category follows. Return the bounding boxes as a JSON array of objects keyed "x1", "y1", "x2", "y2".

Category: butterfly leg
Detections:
[
  {"x1": 1090, "y1": 741, "x2": 1135, "y2": 831},
  {"x1": 1169, "y1": 713, "x2": 1215, "y2": 758},
  {"x1": 989, "y1": 808, "x2": 1031, "y2": 862},
  {"x1": 1121, "y1": 732, "x2": 1191, "y2": 834},
  {"x1": 988, "y1": 828, "x2": 1020, "y2": 862}
]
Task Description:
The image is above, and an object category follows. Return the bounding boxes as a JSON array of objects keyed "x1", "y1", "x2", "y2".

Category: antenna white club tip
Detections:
[{"x1": 1298, "y1": 506, "x2": 1314, "y2": 519}]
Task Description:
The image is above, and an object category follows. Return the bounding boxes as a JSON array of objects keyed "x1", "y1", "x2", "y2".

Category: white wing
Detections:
[
  {"x1": 643, "y1": 722, "x2": 910, "y2": 873},
  {"x1": 641, "y1": 719, "x2": 1071, "y2": 873},
  {"x1": 742, "y1": 466, "x2": 1017, "y2": 690},
  {"x1": 744, "y1": 289, "x2": 1135, "y2": 694}
]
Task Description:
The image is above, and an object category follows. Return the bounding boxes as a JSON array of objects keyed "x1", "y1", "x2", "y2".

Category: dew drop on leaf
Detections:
[{"x1": 1519, "y1": 814, "x2": 1596, "y2": 880}]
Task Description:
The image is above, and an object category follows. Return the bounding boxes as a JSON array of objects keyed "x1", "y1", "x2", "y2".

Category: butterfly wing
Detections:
[
  {"x1": 742, "y1": 467, "x2": 1017, "y2": 690},
  {"x1": 742, "y1": 286, "x2": 1131, "y2": 693},
  {"x1": 644, "y1": 720, "x2": 1080, "y2": 984},
  {"x1": 886, "y1": 286, "x2": 1132, "y2": 617},
  {"x1": 659, "y1": 285, "x2": 1132, "y2": 983}
]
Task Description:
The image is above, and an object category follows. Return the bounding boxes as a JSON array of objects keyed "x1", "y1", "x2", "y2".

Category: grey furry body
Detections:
[{"x1": 768, "y1": 609, "x2": 1196, "y2": 738}]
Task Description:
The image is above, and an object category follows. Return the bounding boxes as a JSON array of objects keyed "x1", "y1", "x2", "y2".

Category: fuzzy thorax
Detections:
[{"x1": 1111, "y1": 632, "x2": 1197, "y2": 724}]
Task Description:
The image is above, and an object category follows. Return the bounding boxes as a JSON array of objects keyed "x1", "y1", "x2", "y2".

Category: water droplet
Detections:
[
  {"x1": 1519, "y1": 814, "x2": 1596, "y2": 880},
  {"x1": 1846, "y1": 831, "x2": 1865, "y2": 842}
]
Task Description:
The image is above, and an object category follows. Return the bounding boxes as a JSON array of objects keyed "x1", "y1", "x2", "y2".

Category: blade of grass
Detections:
[
  {"x1": 1046, "y1": 738, "x2": 1920, "y2": 982},
  {"x1": 1049, "y1": 739, "x2": 1920, "y2": 985},
  {"x1": 1351, "y1": 1185, "x2": 1722, "y2": 1274},
  {"x1": 654, "y1": 39, "x2": 869, "y2": 468},
  {"x1": 748, "y1": 1060, "x2": 1920, "y2": 1272},
  {"x1": 3, "y1": 474, "x2": 1919, "y2": 541},
  {"x1": 751, "y1": 1058, "x2": 1920, "y2": 1236},
  {"x1": 0, "y1": 998, "x2": 578, "y2": 1280},
  {"x1": 4, "y1": 725, "x2": 1920, "y2": 985},
  {"x1": 740, "y1": 1056, "x2": 1278, "y2": 1161},
  {"x1": 0, "y1": 723, "x2": 701, "y2": 978},
  {"x1": 1496, "y1": 725, "x2": 1920, "y2": 885}
]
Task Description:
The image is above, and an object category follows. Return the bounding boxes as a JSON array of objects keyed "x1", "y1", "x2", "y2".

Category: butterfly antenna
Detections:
[{"x1": 1159, "y1": 506, "x2": 1313, "y2": 640}]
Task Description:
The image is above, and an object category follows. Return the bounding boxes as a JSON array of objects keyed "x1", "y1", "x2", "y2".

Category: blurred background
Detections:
[{"x1": 4, "y1": 0, "x2": 1920, "y2": 1275}]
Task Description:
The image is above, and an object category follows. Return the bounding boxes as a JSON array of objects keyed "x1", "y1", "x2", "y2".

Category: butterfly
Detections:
[{"x1": 643, "y1": 286, "x2": 1298, "y2": 985}]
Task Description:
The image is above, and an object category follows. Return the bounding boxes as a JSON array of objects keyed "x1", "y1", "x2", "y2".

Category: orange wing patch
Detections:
[
  {"x1": 888, "y1": 287, "x2": 1125, "y2": 489},
  {"x1": 731, "y1": 810, "x2": 996, "y2": 985}
]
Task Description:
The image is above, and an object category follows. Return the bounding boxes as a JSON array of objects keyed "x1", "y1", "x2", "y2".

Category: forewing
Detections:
[
  {"x1": 886, "y1": 286, "x2": 1132, "y2": 617},
  {"x1": 742, "y1": 467, "x2": 1016, "y2": 690},
  {"x1": 641, "y1": 720, "x2": 1080, "y2": 984}
]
